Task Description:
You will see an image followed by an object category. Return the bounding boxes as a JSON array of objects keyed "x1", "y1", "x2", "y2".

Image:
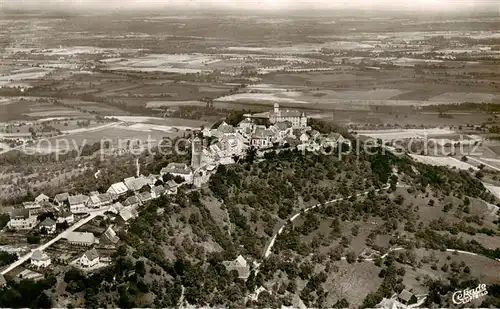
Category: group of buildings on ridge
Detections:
[
  {"x1": 163, "y1": 103, "x2": 347, "y2": 189},
  {"x1": 2, "y1": 103, "x2": 346, "y2": 280}
]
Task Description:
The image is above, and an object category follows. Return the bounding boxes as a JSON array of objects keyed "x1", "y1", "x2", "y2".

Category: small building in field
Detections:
[
  {"x1": 31, "y1": 250, "x2": 51, "y2": 268},
  {"x1": 65, "y1": 231, "x2": 96, "y2": 246},
  {"x1": 222, "y1": 255, "x2": 250, "y2": 279},
  {"x1": 79, "y1": 248, "x2": 100, "y2": 268},
  {"x1": 38, "y1": 217, "x2": 57, "y2": 234},
  {"x1": 398, "y1": 289, "x2": 416, "y2": 305}
]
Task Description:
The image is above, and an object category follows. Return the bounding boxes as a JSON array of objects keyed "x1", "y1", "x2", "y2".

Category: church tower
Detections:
[
  {"x1": 191, "y1": 134, "x2": 202, "y2": 169},
  {"x1": 273, "y1": 103, "x2": 280, "y2": 114}
]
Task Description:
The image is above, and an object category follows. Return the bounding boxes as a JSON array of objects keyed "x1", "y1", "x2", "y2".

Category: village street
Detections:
[{"x1": 1, "y1": 207, "x2": 108, "y2": 275}]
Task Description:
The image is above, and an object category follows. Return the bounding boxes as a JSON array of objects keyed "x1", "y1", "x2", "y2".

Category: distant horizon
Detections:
[{"x1": 1, "y1": 0, "x2": 498, "y2": 15}]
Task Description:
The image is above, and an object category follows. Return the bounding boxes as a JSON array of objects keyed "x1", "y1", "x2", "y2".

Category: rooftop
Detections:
[
  {"x1": 39, "y1": 217, "x2": 56, "y2": 227},
  {"x1": 83, "y1": 248, "x2": 99, "y2": 261},
  {"x1": 162, "y1": 163, "x2": 192, "y2": 175},
  {"x1": 398, "y1": 289, "x2": 413, "y2": 302},
  {"x1": 31, "y1": 250, "x2": 50, "y2": 261},
  {"x1": 65, "y1": 231, "x2": 95, "y2": 244},
  {"x1": 10, "y1": 208, "x2": 31, "y2": 219},
  {"x1": 68, "y1": 194, "x2": 89, "y2": 206},
  {"x1": 54, "y1": 192, "x2": 70, "y2": 202},
  {"x1": 108, "y1": 182, "x2": 128, "y2": 194}
]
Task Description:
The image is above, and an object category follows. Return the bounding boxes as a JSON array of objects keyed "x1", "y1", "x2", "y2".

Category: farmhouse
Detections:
[
  {"x1": 119, "y1": 206, "x2": 138, "y2": 222},
  {"x1": 222, "y1": 255, "x2": 250, "y2": 279},
  {"x1": 68, "y1": 195, "x2": 89, "y2": 213},
  {"x1": 103, "y1": 225, "x2": 119, "y2": 244},
  {"x1": 251, "y1": 126, "x2": 274, "y2": 149},
  {"x1": 38, "y1": 217, "x2": 57, "y2": 234},
  {"x1": 8, "y1": 209, "x2": 37, "y2": 230},
  {"x1": 271, "y1": 121, "x2": 294, "y2": 140},
  {"x1": 65, "y1": 231, "x2": 96, "y2": 246},
  {"x1": 160, "y1": 163, "x2": 193, "y2": 183},
  {"x1": 151, "y1": 185, "x2": 166, "y2": 198},
  {"x1": 123, "y1": 176, "x2": 150, "y2": 192},
  {"x1": 87, "y1": 193, "x2": 113, "y2": 208},
  {"x1": 138, "y1": 191, "x2": 153, "y2": 203},
  {"x1": 57, "y1": 211, "x2": 74, "y2": 224},
  {"x1": 107, "y1": 182, "x2": 128, "y2": 196},
  {"x1": 165, "y1": 180, "x2": 178, "y2": 195},
  {"x1": 34, "y1": 193, "x2": 49, "y2": 203},
  {"x1": 22, "y1": 201, "x2": 41, "y2": 209},
  {"x1": 31, "y1": 250, "x2": 51, "y2": 268},
  {"x1": 79, "y1": 249, "x2": 100, "y2": 268},
  {"x1": 54, "y1": 192, "x2": 70, "y2": 206},
  {"x1": 123, "y1": 196, "x2": 141, "y2": 208},
  {"x1": 107, "y1": 202, "x2": 124, "y2": 215}
]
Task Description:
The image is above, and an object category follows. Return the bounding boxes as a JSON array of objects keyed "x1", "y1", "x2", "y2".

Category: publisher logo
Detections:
[{"x1": 452, "y1": 284, "x2": 488, "y2": 305}]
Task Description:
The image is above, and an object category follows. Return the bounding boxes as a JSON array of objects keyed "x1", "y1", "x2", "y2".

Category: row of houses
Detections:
[
  {"x1": 30, "y1": 247, "x2": 101, "y2": 270},
  {"x1": 7, "y1": 209, "x2": 74, "y2": 231}
]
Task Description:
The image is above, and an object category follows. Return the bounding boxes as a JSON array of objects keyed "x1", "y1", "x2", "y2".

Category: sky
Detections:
[{"x1": 1, "y1": 0, "x2": 498, "y2": 12}]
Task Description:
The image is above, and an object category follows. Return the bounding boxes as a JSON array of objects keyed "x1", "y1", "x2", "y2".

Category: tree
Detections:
[
  {"x1": 346, "y1": 251, "x2": 356, "y2": 264},
  {"x1": 135, "y1": 260, "x2": 146, "y2": 277},
  {"x1": 35, "y1": 292, "x2": 51, "y2": 308},
  {"x1": 27, "y1": 235, "x2": 40, "y2": 244}
]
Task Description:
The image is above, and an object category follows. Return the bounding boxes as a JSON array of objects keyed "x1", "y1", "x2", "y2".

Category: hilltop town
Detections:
[{"x1": 0, "y1": 6, "x2": 500, "y2": 309}]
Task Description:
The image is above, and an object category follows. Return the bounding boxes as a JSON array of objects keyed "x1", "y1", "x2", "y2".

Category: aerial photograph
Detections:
[{"x1": 0, "y1": 0, "x2": 499, "y2": 307}]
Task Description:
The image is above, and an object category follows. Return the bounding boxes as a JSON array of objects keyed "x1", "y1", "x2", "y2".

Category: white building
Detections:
[
  {"x1": 68, "y1": 195, "x2": 89, "y2": 214},
  {"x1": 151, "y1": 185, "x2": 166, "y2": 198},
  {"x1": 38, "y1": 217, "x2": 57, "y2": 234},
  {"x1": 123, "y1": 176, "x2": 150, "y2": 192},
  {"x1": 103, "y1": 225, "x2": 119, "y2": 244},
  {"x1": 251, "y1": 126, "x2": 275, "y2": 149},
  {"x1": 160, "y1": 163, "x2": 193, "y2": 183},
  {"x1": 65, "y1": 231, "x2": 96, "y2": 246},
  {"x1": 79, "y1": 248, "x2": 99, "y2": 268},
  {"x1": 31, "y1": 250, "x2": 51, "y2": 268},
  {"x1": 22, "y1": 201, "x2": 41, "y2": 209},
  {"x1": 107, "y1": 182, "x2": 128, "y2": 196},
  {"x1": 57, "y1": 211, "x2": 74, "y2": 224},
  {"x1": 222, "y1": 255, "x2": 250, "y2": 279},
  {"x1": 165, "y1": 180, "x2": 178, "y2": 195},
  {"x1": 269, "y1": 103, "x2": 307, "y2": 128},
  {"x1": 8, "y1": 209, "x2": 37, "y2": 230},
  {"x1": 34, "y1": 193, "x2": 49, "y2": 203},
  {"x1": 87, "y1": 193, "x2": 113, "y2": 208},
  {"x1": 54, "y1": 192, "x2": 70, "y2": 206}
]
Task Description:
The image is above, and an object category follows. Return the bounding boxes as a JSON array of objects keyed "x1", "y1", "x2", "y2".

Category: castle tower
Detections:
[
  {"x1": 191, "y1": 135, "x2": 202, "y2": 169},
  {"x1": 273, "y1": 103, "x2": 280, "y2": 114}
]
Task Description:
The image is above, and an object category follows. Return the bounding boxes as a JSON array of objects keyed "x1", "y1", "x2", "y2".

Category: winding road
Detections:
[{"x1": 263, "y1": 184, "x2": 391, "y2": 260}]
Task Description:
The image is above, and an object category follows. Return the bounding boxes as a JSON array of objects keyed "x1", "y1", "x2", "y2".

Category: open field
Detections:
[{"x1": 409, "y1": 154, "x2": 478, "y2": 171}]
